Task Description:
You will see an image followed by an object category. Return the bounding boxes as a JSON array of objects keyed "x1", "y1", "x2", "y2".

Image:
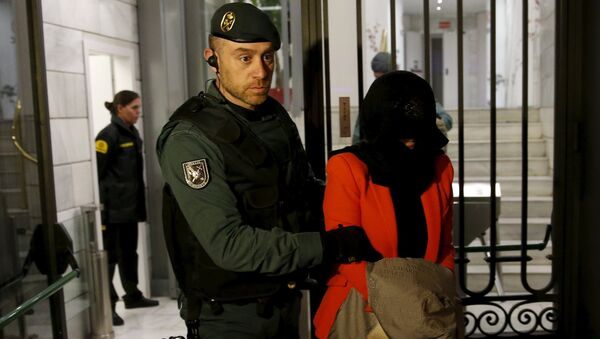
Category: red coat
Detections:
[{"x1": 313, "y1": 152, "x2": 455, "y2": 338}]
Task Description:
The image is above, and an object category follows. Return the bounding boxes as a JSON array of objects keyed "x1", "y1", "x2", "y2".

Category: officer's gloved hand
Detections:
[{"x1": 321, "y1": 225, "x2": 383, "y2": 264}]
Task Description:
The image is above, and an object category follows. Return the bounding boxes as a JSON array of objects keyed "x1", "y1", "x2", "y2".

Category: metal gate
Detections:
[{"x1": 297, "y1": 0, "x2": 557, "y2": 336}]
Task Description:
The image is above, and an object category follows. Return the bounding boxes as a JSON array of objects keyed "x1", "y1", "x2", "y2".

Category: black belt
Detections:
[{"x1": 204, "y1": 289, "x2": 301, "y2": 318}]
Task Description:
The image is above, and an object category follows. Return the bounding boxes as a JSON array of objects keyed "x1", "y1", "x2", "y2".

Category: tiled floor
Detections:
[{"x1": 113, "y1": 297, "x2": 186, "y2": 338}]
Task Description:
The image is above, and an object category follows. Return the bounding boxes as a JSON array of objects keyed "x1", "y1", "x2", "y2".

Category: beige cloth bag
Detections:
[
  {"x1": 329, "y1": 258, "x2": 464, "y2": 339},
  {"x1": 328, "y1": 288, "x2": 390, "y2": 339}
]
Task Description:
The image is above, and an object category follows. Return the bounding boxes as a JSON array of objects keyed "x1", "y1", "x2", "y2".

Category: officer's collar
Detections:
[
  {"x1": 208, "y1": 81, "x2": 272, "y2": 122},
  {"x1": 111, "y1": 114, "x2": 136, "y2": 134}
]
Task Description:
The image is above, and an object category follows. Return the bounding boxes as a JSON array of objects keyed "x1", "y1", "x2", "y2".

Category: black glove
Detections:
[{"x1": 321, "y1": 225, "x2": 383, "y2": 264}]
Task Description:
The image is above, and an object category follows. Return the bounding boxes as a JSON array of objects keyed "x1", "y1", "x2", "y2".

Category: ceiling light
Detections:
[
  {"x1": 436, "y1": 6, "x2": 442, "y2": 11},
  {"x1": 437, "y1": 0, "x2": 443, "y2": 3}
]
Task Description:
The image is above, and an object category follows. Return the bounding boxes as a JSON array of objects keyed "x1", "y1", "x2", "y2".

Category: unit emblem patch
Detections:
[
  {"x1": 182, "y1": 159, "x2": 210, "y2": 189},
  {"x1": 96, "y1": 140, "x2": 108, "y2": 154}
]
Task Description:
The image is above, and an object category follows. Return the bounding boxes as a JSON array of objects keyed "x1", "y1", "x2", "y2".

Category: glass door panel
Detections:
[{"x1": 0, "y1": 0, "x2": 56, "y2": 338}]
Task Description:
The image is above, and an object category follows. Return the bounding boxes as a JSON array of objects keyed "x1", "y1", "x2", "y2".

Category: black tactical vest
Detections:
[{"x1": 162, "y1": 93, "x2": 320, "y2": 308}]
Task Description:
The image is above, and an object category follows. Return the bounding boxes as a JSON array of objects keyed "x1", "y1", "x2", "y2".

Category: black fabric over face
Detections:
[
  {"x1": 344, "y1": 71, "x2": 448, "y2": 258},
  {"x1": 359, "y1": 71, "x2": 448, "y2": 151}
]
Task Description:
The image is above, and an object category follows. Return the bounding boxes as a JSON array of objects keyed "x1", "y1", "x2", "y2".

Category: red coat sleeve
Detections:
[
  {"x1": 322, "y1": 154, "x2": 370, "y2": 298},
  {"x1": 323, "y1": 154, "x2": 362, "y2": 231},
  {"x1": 438, "y1": 156, "x2": 456, "y2": 271}
]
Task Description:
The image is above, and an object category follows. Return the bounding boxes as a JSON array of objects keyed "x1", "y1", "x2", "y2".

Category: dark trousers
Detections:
[
  {"x1": 196, "y1": 296, "x2": 301, "y2": 339},
  {"x1": 103, "y1": 221, "x2": 142, "y2": 305}
]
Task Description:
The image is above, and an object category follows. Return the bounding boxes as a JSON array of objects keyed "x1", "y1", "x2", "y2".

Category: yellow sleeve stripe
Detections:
[
  {"x1": 119, "y1": 141, "x2": 134, "y2": 148},
  {"x1": 96, "y1": 140, "x2": 108, "y2": 154}
]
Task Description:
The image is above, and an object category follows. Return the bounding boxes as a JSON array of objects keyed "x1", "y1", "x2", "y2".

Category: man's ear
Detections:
[{"x1": 204, "y1": 48, "x2": 218, "y2": 72}]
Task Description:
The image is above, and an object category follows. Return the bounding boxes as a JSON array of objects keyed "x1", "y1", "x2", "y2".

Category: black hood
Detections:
[
  {"x1": 359, "y1": 70, "x2": 448, "y2": 150},
  {"x1": 339, "y1": 71, "x2": 447, "y2": 195}
]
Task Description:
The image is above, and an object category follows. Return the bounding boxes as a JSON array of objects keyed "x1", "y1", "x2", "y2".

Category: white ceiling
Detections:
[{"x1": 400, "y1": 0, "x2": 489, "y2": 18}]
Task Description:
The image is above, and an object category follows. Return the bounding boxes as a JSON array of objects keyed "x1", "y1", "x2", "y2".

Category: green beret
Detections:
[{"x1": 210, "y1": 2, "x2": 281, "y2": 51}]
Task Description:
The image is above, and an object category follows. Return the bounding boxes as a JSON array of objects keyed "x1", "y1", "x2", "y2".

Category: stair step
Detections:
[
  {"x1": 0, "y1": 138, "x2": 16, "y2": 153},
  {"x1": 0, "y1": 119, "x2": 13, "y2": 134},
  {"x1": 468, "y1": 262, "x2": 552, "y2": 274},
  {"x1": 453, "y1": 157, "x2": 550, "y2": 176},
  {"x1": 0, "y1": 152, "x2": 21, "y2": 172},
  {"x1": 456, "y1": 217, "x2": 551, "y2": 243},
  {"x1": 447, "y1": 139, "x2": 547, "y2": 158},
  {"x1": 497, "y1": 217, "x2": 552, "y2": 240},
  {"x1": 447, "y1": 108, "x2": 540, "y2": 124},
  {"x1": 459, "y1": 252, "x2": 552, "y2": 267},
  {"x1": 0, "y1": 188, "x2": 26, "y2": 209},
  {"x1": 460, "y1": 265, "x2": 552, "y2": 294},
  {"x1": 447, "y1": 122, "x2": 543, "y2": 141},
  {"x1": 7, "y1": 208, "x2": 32, "y2": 228},
  {"x1": 464, "y1": 250, "x2": 553, "y2": 270},
  {"x1": 7, "y1": 207, "x2": 28, "y2": 214},
  {"x1": 461, "y1": 265, "x2": 552, "y2": 294},
  {"x1": 0, "y1": 171, "x2": 22, "y2": 189},
  {"x1": 500, "y1": 196, "x2": 553, "y2": 218},
  {"x1": 499, "y1": 176, "x2": 553, "y2": 197},
  {"x1": 455, "y1": 176, "x2": 553, "y2": 197}
]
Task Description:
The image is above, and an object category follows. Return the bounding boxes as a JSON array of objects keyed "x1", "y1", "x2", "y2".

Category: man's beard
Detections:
[{"x1": 219, "y1": 76, "x2": 271, "y2": 108}]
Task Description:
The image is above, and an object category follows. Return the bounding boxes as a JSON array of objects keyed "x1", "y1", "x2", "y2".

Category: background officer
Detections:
[
  {"x1": 96, "y1": 90, "x2": 158, "y2": 326},
  {"x1": 157, "y1": 3, "x2": 380, "y2": 338}
]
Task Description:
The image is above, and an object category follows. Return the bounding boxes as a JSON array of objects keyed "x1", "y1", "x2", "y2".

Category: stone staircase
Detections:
[
  {"x1": 445, "y1": 108, "x2": 554, "y2": 294},
  {"x1": 0, "y1": 119, "x2": 34, "y2": 269},
  {"x1": 323, "y1": 106, "x2": 553, "y2": 294}
]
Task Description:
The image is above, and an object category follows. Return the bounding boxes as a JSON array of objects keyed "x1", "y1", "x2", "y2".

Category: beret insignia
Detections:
[{"x1": 220, "y1": 11, "x2": 236, "y2": 32}]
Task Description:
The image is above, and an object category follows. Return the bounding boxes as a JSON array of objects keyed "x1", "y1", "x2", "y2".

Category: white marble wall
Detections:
[
  {"x1": 539, "y1": 0, "x2": 555, "y2": 173},
  {"x1": 42, "y1": 0, "x2": 141, "y2": 336},
  {"x1": 0, "y1": 1, "x2": 19, "y2": 119},
  {"x1": 43, "y1": 0, "x2": 140, "y2": 211},
  {"x1": 328, "y1": 0, "x2": 360, "y2": 107}
]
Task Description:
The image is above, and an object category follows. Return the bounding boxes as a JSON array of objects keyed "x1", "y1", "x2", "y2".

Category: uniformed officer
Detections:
[
  {"x1": 157, "y1": 3, "x2": 381, "y2": 339},
  {"x1": 96, "y1": 90, "x2": 159, "y2": 326}
]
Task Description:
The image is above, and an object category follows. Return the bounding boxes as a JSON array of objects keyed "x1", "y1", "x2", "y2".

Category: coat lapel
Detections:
[{"x1": 369, "y1": 183, "x2": 398, "y2": 257}]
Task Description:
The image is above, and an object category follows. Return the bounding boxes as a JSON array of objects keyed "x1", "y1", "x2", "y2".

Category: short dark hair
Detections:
[
  {"x1": 104, "y1": 90, "x2": 139, "y2": 115},
  {"x1": 208, "y1": 35, "x2": 223, "y2": 52}
]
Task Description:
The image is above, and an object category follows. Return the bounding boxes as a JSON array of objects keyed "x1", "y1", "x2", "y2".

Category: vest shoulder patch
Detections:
[
  {"x1": 96, "y1": 140, "x2": 108, "y2": 154},
  {"x1": 182, "y1": 159, "x2": 210, "y2": 189}
]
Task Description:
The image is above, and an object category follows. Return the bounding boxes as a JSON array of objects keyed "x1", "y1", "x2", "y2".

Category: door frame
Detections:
[
  {"x1": 18, "y1": 0, "x2": 67, "y2": 337},
  {"x1": 82, "y1": 35, "x2": 137, "y2": 247},
  {"x1": 82, "y1": 35, "x2": 152, "y2": 298}
]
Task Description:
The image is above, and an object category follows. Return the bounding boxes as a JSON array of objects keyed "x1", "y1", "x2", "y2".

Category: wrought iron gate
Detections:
[{"x1": 301, "y1": 0, "x2": 558, "y2": 336}]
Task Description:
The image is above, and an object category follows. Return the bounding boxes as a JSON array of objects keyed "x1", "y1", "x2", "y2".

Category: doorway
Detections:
[
  {"x1": 431, "y1": 36, "x2": 444, "y2": 105},
  {"x1": 83, "y1": 37, "x2": 151, "y2": 301}
]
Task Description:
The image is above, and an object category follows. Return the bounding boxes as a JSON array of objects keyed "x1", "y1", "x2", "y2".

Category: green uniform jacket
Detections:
[
  {"x1": 96, "y1": 115, "x2": 146, "y2": 224},
  {"x1": 156, "y1": 84, "x2": 323, "y2": 278}
]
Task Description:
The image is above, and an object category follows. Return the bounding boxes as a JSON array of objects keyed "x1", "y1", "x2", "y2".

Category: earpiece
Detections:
[{"x1": 207, "y1": 54, "x2": 218, "y2": 70}]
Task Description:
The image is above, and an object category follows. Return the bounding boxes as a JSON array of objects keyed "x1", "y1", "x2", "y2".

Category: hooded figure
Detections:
[
  {"x1": 314, "y1": 71, "x2": 459, "y2": 338},
  {"x1": 354, "y1": 71, "x2": 449, "y2": 258},
  {"x1": 359, "y1": 71, "x2": 448, "y2": 150}
]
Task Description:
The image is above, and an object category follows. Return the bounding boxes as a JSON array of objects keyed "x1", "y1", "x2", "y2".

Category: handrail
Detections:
[
  {"x1": 0, "y1": 270, "x2": 28, "y2": 294},
  {"x1": 11, "y1": 99, "x2": 38, "y2": 163},
  {"x1": 0, "y1": 252, "x2": 33, "y2": 294},
  {"x1": 0, "y1": 269, "x2": 80, "y2": 329}
]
